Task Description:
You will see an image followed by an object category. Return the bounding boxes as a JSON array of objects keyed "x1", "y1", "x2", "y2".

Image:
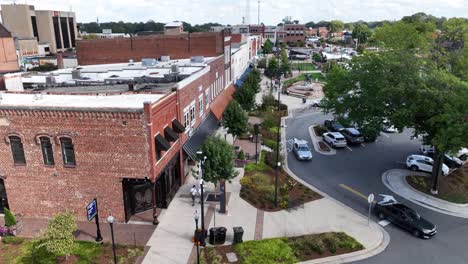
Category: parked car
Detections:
[
  {"x1": 374, "y1": 195, "x2": 437, "y2": 239},
  {"x1": 340, "y1": 128, "x2": 365, "y2": 144},
  {"x1": 383, "y1": 120, "x2": 398, "y2": 133},
  {"x1": 406, "y1": 155, "x2": 449, "y2": 175},
  {"x1": 311, "y1": 98, "x2": 323, "y2": 107},
  {"x1": 425, "y1": 153, "x2": 463, "y2": 169},
  {"x1": 292, "y1": 138, "x2": 313, "y2": 161},
  {"x1": 324, "y1": 120, "x2": 344, "y2": 132},
  {"x1": 322, "y1": 132, "x2": 347, "y2": 148},
  {"x1": 419, "y1": 145, "x2": 435, "y2": 155}
]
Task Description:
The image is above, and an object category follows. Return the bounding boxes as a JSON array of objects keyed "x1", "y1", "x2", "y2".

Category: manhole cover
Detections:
[
  {"x1": 226, "y1": 252, "x2": 238, "y2": 262},
  {"x1": 206, "y1": 193, "x2": 221, "y2": 202}
]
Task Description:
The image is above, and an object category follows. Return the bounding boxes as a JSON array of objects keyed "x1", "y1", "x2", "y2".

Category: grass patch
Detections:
[
  {"x1": 407, "y1": 164, "x2": 468, "y2": 204},
  {"x1": 235, "y1": 238, "x2": 297, "y2": 264},
  {"x1": 292, "y1": 63, "x2": 316, "y2": 71},
  {"x1": 283, "y1": 73, "x2": 326, "y2": 88}
]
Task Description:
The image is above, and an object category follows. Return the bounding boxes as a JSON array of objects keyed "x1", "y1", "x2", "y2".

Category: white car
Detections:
[
  {"x1": 419, "y1": 145, "x2": 435, "y2": 155},
  {"x1": 322, "y1": 132, "x2": 347, "y2": 148},
  {"x1": 406, "y1": 155, "x2": 449, "y2": 176}
]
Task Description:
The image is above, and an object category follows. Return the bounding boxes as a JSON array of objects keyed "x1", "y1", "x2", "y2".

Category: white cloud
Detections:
[{"x1": 1, "y1": 0, "x2": 466, "y2": 24}]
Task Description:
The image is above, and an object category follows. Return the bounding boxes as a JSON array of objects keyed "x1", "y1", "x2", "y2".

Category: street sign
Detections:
[
  {"x1": 368, "y1": 193, "x2": 374, "y2": 204},
  {"x1": 86, "y1": 199, "x2": 98, "y2": 221}
]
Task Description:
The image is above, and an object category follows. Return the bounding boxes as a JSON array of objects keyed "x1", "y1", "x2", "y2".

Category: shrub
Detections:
[
  {"x1": 2, "y1": 236, "x2": 24, "y2": 245},
  {"x1": 263, "y1": 113, "x2": 277, "y2": 129},
  {"x1": 257, "y1": 58, "x2": 267, "y2": 69},
  {"x1": 4, "y1": 207, "x2": 17, "y2": 227},
  {"x1": 265, "y1": 150, "x2": 284, "y2": 168},
  {"x1": 279, "y1": 184, "x2": 289, "y2": 196},
  {"x1": 309, "y1": 239, "x2": 324, "y2": 255},
  {"x1": 240, "y1": 176, "x2": 252, "y2": 187},
  {"x1": 234, "y1": 238, "x2": 297, "y2": 264},
  {"x1": 279, "y1": 196, "x2": 289, "y2": 209},
  {"x1": 238, "y1": 150, "x2": 245, "y2": 160},
  {"x1": 323, "y1": 236, "x2": 338, "y2": 253},
  {"x1": 263, "y1": 139, "x2": 277, "y2": 151},
  {"x1": 38, "y1": 212, "x2": 77, "y2": 258}
]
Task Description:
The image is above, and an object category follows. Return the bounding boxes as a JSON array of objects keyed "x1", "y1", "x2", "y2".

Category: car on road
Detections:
[
  {"x1": 340, "y1": 128, "x2": 365, "y2": 144},
  {"x1": 406, "y1": 154, "x2": 449, "y2": 175},
  {"x1": 383, "y1": 120, "x2": 398, "y2": 133},
  {"x1": 324, "y1": 120, "x2": 344, "y2": 132},
  {"x1": 322, "y1": 132, "x2": 347, "y2": 148},
  {"x1": 374, "y1": 195, "x2": 437, "y2": 239},
  {"x1": 292, "y1": 138, "x2": 313, "y2": 161},
  {"x1": 425, "y1": 153, "x2": 463, "y2": 169},
  {"x1": 419, "y1": 145, "x2": 435, "y2": 155}
]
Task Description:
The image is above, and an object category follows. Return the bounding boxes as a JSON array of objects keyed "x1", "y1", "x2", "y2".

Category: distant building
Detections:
[
  {"x1": 0, "y1": 24, "x2": 20, "y2": 73},
  {"x1": 283, "y1": 24, "x2": 306, "y2": 44},
  {"x1": 0, "y1": 4, "x2": 77, "y2": 54},
  {"x1": 164, "y1": 21, "x2": 184, "y2": 35}
]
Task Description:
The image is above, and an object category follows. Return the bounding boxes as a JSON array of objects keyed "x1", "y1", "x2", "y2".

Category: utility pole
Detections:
[{"x1": 258, "y1": 0, "x2": 260, "y2": 25}]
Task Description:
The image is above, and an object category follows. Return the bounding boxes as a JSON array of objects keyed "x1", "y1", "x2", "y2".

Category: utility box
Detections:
[{"x1": 233, "y1": 226, "x2": 244, "y2": 244}]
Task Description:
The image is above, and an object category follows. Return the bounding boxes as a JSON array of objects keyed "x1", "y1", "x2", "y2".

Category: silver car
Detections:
[{"x1": 292, "y1": 138, "x2": 313, "y2": 161}]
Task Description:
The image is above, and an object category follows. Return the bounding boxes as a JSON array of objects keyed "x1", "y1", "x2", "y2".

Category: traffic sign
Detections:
[
  {"x1": 86, "y1": 199, "x2": 98, "y2": 221},
  {"x1": 368, "y1": 193, "x2": 374, "y2": 204}
]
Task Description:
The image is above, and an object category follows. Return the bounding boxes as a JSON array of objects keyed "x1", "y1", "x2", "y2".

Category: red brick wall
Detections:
[
  {"x1": 76, "y1": 32, "x2": 225, "y2": 65},
  {"x1": 0, "y1": 111, "x2": 149, "y2": 222}
]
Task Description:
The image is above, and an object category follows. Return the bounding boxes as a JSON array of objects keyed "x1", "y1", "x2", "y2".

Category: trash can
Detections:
[
  {"x1": 209, "y1": 227, "x2": 217, "y2": 245},
  {"x1": 209, "y1": 227, "x2": 227, "y2": 245},
  {"x1": 233, "y1": 226, "x2": 244, "y2": 244}
]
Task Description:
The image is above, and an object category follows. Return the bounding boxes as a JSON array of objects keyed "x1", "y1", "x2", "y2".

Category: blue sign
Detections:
[{"x1": 86, "y1": 199, "x2": 98, "y2": 221}]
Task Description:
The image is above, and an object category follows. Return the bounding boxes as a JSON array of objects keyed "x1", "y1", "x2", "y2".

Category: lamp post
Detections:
[
  {"x1": 194, "y1": 210, "x2": 200, "y2": 264},
  {"x1": 196, "y1": 151, "x2": 207, "y2": 246},
  {"x1": 274, "y1": 48, "x2": 282, "y2": 208},
  {"x1": 107, "y1": 214, "x2": 117, "y2": 264}
]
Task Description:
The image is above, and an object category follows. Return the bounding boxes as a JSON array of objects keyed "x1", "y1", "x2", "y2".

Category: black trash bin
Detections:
[
  {"x1": 216, "y1": 227, "x2": 227, "y2": 244},
  {"x1": 233, "y1": 226, "x2": 244, "y2": 244}
]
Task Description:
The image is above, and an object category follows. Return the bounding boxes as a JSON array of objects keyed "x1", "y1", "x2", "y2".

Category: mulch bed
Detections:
[
  {"x1": 407, "y1": 163, "x2": 468, "y2": 204},
  {"x1": 240, "y1": 167, "x2": 322, "y2": 212},
  {"x1": 318, "y1": 141, "x2": 331, "y2": 152}
]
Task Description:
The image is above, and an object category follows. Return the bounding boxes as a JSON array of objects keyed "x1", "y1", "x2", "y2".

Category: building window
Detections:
[
  {"x1": 190, "y1": 104, "x2": 196, "y2": 124},
  {"x1": 198, "y1": 94, "x2": 203, "y2": 117},
  {"x1": 68, "y1": 17, "x2": 76, "y2": 47},
  {"x1": 60, "y1": 138, "x2": 76, "y2": 166},
  {"x1": 9, "y1": 136, "x2": 26, "y2": 165},
  {"x1": 53, "y1": 16, "x2": 62, "y2": 49},
  {"x1": 205, "y1": 90, "x2": 210, "y2": 109},
  {"x1": 40, "y1": 137, "x2": 54, "y2": 165},
  {"x1": 31, "y1": 16, "x2": 39, "y2": 41},
  {"x1": 61, "y1": 17, "x2": 70, "y2": 49},
  {"x1": 184, "y1": 110, "x2": 190, "y2": 128}
]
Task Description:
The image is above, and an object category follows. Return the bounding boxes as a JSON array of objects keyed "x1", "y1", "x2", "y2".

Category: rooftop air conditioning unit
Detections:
[
  {"x1": 46, "y1": 76, "x2": 56, "y2": 85},
  {"x1": 128, "y1": 59, "x2": 134, "y2": 66},
  {"x1": 160, "y1": 56, "x2": 170, "y2": 62},
  {"x1": 190, "y1": 56, "x2": 204, "y2": 63},
  {"x1": 142, "y1": 58, "x2": 157, "y2": 67},
  {"x1": 71, "y1": 70, "x2": 81, "y2": 79},
  {"x1": 171, "y1": 64, "x2": 179, "y2": 73}
]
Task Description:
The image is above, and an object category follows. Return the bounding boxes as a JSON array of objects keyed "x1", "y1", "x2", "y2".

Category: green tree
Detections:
[
  {"x1": 38, "y1": 212, "x2": 77, "y2": 258},
  {"x1": 234, "y1": 84, "x2": 256, "y2": 111},
  {"x1": 329, "y1": 20, "x2": 344, "y2": 33},
  {"x1": 352, "y1": 23, "x2": 372, "y2": 44},
  {"x1": 257, "y1": 58, "x2": 267, "y2": 69},
  {"x1": 200, "y1": 136, "x2": 238, "y2": 186},
  {"x1": 442, "y1": 17, "x2": 468, "y2": 42},
  {"x1": 4, "y1": 207, "x2": 16, "y2": 227},
  {"x1": 373, "y1": 21, "x2": 431, "y2": 50},
  {"x1": 279, "y1": 49, "x2": 291, "y2": 76},
  {"x1": 265, "y1": 57, "x2": 279, "y2": 79},
  {"x1": 223, "y1": 100, "x2": 249, "y2": 137},
  {"x1": 263, "y1": 39, "x2": 274, "y2": 54}
]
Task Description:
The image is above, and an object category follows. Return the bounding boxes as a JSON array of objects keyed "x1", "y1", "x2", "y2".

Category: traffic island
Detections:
[
  {"x1": 239, "y1": 151, "x2": 322, "y2": 211},
  {"x1": 309, "y1": 126, "x2": 335, "y2": 155},
  {"x1": 199, "y1": 232, "x2": 363, "y2": 264}
]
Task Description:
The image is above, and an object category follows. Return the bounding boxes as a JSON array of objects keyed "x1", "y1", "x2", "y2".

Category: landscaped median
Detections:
[
  {"x1": 200, "y1": 232, "x2": 363, "y2": 264},
  {"x1": 308, "y1": 125, "x2": 335, "y2": 155}
]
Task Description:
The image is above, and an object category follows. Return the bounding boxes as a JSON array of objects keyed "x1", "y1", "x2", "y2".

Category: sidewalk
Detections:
[{"x1": 382, "y1": 169, "x2": 468, "y2": 218}]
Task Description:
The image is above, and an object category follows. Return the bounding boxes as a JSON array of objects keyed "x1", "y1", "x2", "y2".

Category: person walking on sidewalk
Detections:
[{"x1": 190, "y1": 185, "x2": 198, "y2": 206}]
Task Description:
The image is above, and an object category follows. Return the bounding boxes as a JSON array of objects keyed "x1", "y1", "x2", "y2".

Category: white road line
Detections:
[
  {"x1": 294, "y1": 112, "x2": 321, "y2": 119},
  {"x1": 378, "y1": 220, "x2": 391, "y2": 227},
  {"x1": 380, "y1": 132, "x2": 390, "y2": 138},
  {"x1": 361, "y1": 143, "x2": 366, "y2": 147},
  {"x1": 345, "y1": 146, "x2": 353, "y2": 151}
]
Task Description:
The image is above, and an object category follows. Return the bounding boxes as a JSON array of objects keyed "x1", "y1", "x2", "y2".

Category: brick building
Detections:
[
  {"x1": 283, "y1": 24, "x2": 306, "y2": 44},
  {"x1": 0, "y1": 35, "x2": 241, "y2": 223},
  {"x1": 76, "y1": 32, "x2": 227, "y2": 65}
]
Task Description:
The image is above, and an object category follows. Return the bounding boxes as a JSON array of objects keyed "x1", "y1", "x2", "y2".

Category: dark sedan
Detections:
[
  {"x1": 340, "y1": 128, "x2": 364, "y2": 144},
  {"x1": 374, "y1": 196, "x2": 437, "y2": 239},
  {"x1": 324, "y1": 120, "x2": 344, "y2": 132}
]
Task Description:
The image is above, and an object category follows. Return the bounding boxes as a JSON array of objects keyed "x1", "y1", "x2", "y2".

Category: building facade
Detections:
[
  {"x1": 0, "y1": 4, "x2": 77, "y2": 54},
  {"x1": 0, "y1": 24, "x2": 19, "y2": 73},
  {"x1": 283, "y1": 24, "x2": 306, "y2": 44}
]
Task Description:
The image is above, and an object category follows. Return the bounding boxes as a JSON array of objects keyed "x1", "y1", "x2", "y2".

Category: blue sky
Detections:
[{"x1": 2, "y1": 0, "x2": 467, "y2": 25}]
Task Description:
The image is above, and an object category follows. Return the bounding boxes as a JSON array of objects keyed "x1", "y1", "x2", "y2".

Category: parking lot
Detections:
[{"x1": 285, "y1": 109, "x2": 468, "y2": 264}]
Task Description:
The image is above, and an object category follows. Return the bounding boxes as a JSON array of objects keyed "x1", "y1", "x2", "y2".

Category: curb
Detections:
[
  {"x1": 282, "y1": 119, "x2": 390, "y2": 264},
  {"x1": 382, "y1": 169, "x2": 468, "y2": 219},
  {"x1": 308, "y1": 125, "x2": 336, "y2": 156}
]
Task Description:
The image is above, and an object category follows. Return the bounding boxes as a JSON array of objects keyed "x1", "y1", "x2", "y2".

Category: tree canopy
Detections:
[
  {"x1": 200, "y1": 136, "x2": 238, "y2": 185},
  {"x1": 329, "y1": 20, "x2": 344, "y2": 33},
  {"x1": 223, "y1": 100, "x2": 249, "y2": 137},
  {"x1": 352, "y1": 23, "x2": 372, "y2": 44},
  {"x1": 263, "y1": 39, "x2": 274, "y2": 54}
]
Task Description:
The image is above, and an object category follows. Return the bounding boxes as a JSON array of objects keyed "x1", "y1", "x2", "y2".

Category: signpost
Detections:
[
  {"x1": 367, "y1": 194, "x2": 374, "y2": 226},
  {"x1": 86, "y1": 198, "x2": 103, "y2": 242}
]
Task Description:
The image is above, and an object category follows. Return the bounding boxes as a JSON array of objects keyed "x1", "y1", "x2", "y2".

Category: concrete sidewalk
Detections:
[{"x1": 382, "y1": 169, "x2": 468, "y2": 218}]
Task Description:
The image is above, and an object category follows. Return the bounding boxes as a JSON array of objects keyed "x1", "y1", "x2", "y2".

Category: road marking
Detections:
[
  {"x1": 345, "y1": 146, "x2": 353, "y2": 151},
  {"x1": 361, "y1": 143, "x2": 366, "y2": 147},
  {"x1": 294, "y1": 112, "x2": 321, "y2": 119},
  {"x1": 339, "y1": 184, "x2": 368, "y2": 201},
  {"x1": 378, "y1": 220, "x2": 391, "y2": 227},
  {"x1": 380, "y1": 132, "x2": 390, "y2": 138}
]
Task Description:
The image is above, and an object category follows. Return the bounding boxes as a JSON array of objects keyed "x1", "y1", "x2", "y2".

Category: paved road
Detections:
[{"x1": 285, "y1": 109, "x2": 468, "y2": 264}]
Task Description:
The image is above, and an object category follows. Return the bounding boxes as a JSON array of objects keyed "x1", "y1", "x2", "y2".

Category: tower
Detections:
[
  {"x1": 257, "y1": 0, "x2": 260, "y2": 25},
  {"x1": 246, "y1": 0, "x2": 250, "y2": 25}
]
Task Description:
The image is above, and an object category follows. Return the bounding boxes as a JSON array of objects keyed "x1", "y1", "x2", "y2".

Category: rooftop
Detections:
[{"x1": 165, "y1": 21, "x2": 183, "y2": 28}]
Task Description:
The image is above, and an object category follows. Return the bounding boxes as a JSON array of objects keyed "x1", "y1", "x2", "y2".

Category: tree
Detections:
[
  {"x1": 329, "y1": 20, "x2": 344, "y2": 33},
  {"x1": 305, "y1": 21, "x2": 315, "y2": 28},
  {"x1": 4, "y1": 207, "x2": 16, "y2": 227},
  {"x1": 442, "y1": 18, "x2": 468, "y2": 42},
  {"x1": 352, "y1": 23, "x2": 372, "y2": 44},
  {"x1": 200, "y1": 136, "x2": 238, "y2": 186},
  {"x1": 279, "y1": 48, "x2": 291, "y2": 76},
  {"x1": 257, "y1": 58, "x2": 267, "y2": 69},
  {"x1": 223, "y1": 100, "x2": 249, "y2": 137},
  {"x1": 265, "y1": 57, "x2": 279, "y2": 79},
  {"x1": 263, "y1": 39, "x2": 274, "y2": 54},
  {"x1": 38, "y1": 212, "x2": 77, "y2": 258},
  {"x1": 345, "y1": 22, "x2": 355, "y2": 31},
  {"x1": 373, "y1": 21, "x2": 431, "y2": 51}
]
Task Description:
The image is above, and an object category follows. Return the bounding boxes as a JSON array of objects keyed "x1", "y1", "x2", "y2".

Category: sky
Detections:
[{"x1": 1, "y1": 0, "x2": 467, "y2": 25}]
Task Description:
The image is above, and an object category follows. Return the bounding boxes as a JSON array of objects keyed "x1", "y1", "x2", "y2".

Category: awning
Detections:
[
  {"x1": 164, "y1": 126, "x2": 179, "y2": 142},
  {"x1": 235, "y1": 66, "x2": 253, "y2": 87},
  {"x1": 183, "y1": 113, "x2": 219, "y2": 161},
  {"x1": 172, "y1": 119, "x2": 185, "y2": 133},
  {"x1": 155, "y1": 134, "x2": 171, "y2": 151}
]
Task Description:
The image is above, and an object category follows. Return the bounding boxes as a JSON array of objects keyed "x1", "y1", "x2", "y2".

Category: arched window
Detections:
[
  {"x1": 60, "y1": 137, "x2": 76, "y2": 166},
  {"x1": 40, "y1": 136, "x2": 54, "y2": 165},
  {"x1": 9, "y1": 136, "x2": 26, "y2": 165}
]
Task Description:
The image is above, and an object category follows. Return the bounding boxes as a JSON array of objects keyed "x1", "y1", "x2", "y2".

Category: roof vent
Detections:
[
  {"x1": 160, "y1": 56, "x2": 170, "y2": 62},
  {"x1": 171, "y1": 64, "x2": 179, "y2": 73},
  {"x1": 128, "y1": 59, "x2": 134, "y2": 66},
  {"x1": 190, "y1": 56, "x2": 205, "y2": 63},
  {"x1": 142, "y1": 58, "x2": 157, "y2": 67}
]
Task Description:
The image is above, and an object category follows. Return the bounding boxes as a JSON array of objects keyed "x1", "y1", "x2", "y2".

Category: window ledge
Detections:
[
  {"x1": 63, "y1": 164, "x2": 76, "y2": 168},
  {"x1": 13, "y1": 163, "x2": 26, "y2": 167}
]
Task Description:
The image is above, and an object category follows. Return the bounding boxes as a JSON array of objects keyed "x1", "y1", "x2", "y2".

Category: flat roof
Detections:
[{"x1": 0, "y1": 93, "x2": 163, "y2": 111}]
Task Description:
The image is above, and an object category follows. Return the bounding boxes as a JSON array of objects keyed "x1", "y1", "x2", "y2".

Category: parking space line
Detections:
[
  {"x1": 361, "y1": 143, "x2": 366, "y2": 147},
  {"x1": 380, "y1": 132, "x2": 390, "y2": 138},
  {"x1": 345, "y1": 146, "x2": 353, "y2": 151},
  {"x1": 338, "y1": 184, "x2": 368, "y2": 201},
  {"x1": 378, "y1": 220, "x2": 391, "y2": 227}
]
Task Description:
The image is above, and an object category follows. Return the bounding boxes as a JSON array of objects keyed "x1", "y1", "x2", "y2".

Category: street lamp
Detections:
[
  {"x1": 194, "y1": 210, "x2": 200, "y2": 264},
  {"x1": 196, "y1": 151, "x2": 207, "y2": 246},
  {"x1": 274, "y1": 48, "x2": 283, "y2": 208},
  {"x1": 107, "y1": 214, "x2": 117, "y2": 264}
]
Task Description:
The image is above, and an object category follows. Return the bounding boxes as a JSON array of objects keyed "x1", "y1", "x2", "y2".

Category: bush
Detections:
[
  {"x1": 257, "y1": 58, "x2": 267, "y2": 69},
  {"x1": 238, "y1": 150, "x2": 245, "y2": 160},
  {"x1": 2, "y1": 236, "x2": 25, "y2": 245},
  {"x1": 4, "y1": 207, "x2": 16, "y2": 227},
  {"x1": 265, "y1": 150, "x2": 283, "y2": 168},
  {"x1": 240, "y1": 176, "x2": 252, "y2": 187},
  {"x1": 309, "y1": 239, "x2": 324, "y2": 255},
  {"x1": 234, "y1": 238, "x2": 297, "y2": 264},
  {"x1": 323, "y1": 236, "x2": 338, "y2": 254},
  {"x1": 261, "y1": 93, "x2": 277, "y2": 110},
  {"x1": 263, "y1": 139, "x2": 278, "y2": 150},
  {"x1": 38, "y1": 212, "x2": 77, "y2": 257},
  {"x1": 279, "y1": 196, "x2": 289, "y2": 209},
  {"x1": 314, "y1": 125, "x2": 328, "y2": 136}
]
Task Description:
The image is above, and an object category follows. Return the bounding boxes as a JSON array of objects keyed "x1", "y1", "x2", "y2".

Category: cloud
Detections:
[{"x1": 2, "y1": 0, "x2": 466, "y2": 24}]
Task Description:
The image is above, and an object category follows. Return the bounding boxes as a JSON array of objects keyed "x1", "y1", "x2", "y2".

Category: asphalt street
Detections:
[{"x1": 285, "y1": 109, "x2": 468, "y2": 264}]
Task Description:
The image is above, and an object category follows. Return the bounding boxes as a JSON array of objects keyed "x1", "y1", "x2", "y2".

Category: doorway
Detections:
[{"x1": 0, "y1": 179, "x2": 9, "y2": 214}]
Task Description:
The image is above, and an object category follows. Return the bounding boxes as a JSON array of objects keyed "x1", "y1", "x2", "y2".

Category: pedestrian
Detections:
[{"x1": 190, "y1": 185, "x2": 197, "y2": 206}]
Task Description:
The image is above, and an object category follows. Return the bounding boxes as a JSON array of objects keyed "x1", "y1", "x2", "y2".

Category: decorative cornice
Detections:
[{"x1": 0, "y1": 109, "x2": 142, "y2": 119}]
